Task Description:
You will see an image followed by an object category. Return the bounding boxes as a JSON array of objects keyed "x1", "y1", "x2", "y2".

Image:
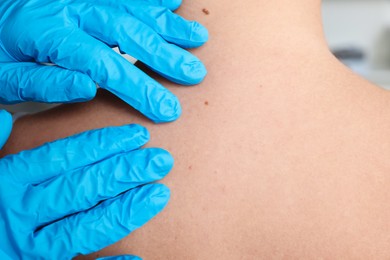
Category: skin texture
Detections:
[{"x1": 2, "y1": 0, "x2": 390, "y2": 259}]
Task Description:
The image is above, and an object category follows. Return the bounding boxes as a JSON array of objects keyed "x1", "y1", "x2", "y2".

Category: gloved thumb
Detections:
[
  {"x1": 97, "y1": 255, "x2": 142, "y2": 260},
  {"x1": 0, "y1": 110, "x2": 12, "y2": 150}
]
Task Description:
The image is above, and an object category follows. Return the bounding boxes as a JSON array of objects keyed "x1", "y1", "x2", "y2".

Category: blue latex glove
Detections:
[
  {"x1": 0, "y1": 111, "x2": 173, "y2": 259},
  {"x1": 0, "y1": 0, "x2": 209, "y2": 123},
  {"x1": 0, "y1": 110, "x2": 12, "y2": 149}
]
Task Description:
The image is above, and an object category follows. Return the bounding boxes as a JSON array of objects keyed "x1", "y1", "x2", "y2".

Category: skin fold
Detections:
[{"x1": 2, "y1": 0, "x2": 390, "y2": 259}]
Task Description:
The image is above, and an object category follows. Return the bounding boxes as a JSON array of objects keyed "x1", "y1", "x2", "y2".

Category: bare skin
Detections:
[{"x1": 2, "y1": 0, "x2": 390, "y2": 259}]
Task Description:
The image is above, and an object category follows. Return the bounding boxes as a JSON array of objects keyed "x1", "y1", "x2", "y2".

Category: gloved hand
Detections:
[
  {"x1": 0, "y1": 110, "x2": 173, "y2": 259},
  {"x1": 0, "y1": 0, "x2": 209, "y2": 123}
]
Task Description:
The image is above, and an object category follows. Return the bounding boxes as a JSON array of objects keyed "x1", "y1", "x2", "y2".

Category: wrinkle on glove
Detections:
[
  {"x1": 0, "y1": 124, "x2": 173, "y2": 259},
  {"x1": 0, "y1": 0, "x2": 208, "y2": 123}
]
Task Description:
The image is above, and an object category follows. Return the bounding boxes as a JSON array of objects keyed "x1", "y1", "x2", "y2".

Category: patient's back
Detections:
[{"x1": 4, "y1": 0, "x2": 390, "y2": 258}]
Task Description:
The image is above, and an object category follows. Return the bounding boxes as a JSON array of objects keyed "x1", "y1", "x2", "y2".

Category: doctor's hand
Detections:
[
  {"x1": 0, "y1": 0, "x2": 208, "y2": 123},
  {"x1": 0, "y1": 111, "x2": 172, "y2": 259}
]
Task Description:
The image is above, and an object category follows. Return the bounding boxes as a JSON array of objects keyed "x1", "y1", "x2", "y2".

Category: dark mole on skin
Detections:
[
  {"x1": 204, "y1": 101, "x2": 209, "y2": 106},
  {"x1": 202, "y1": 8, "x2": 210, "y2": 15}
]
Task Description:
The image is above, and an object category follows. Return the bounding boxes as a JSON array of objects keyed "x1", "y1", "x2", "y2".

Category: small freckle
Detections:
[
  {"x1": 202, "y1": 8, "x2": 210, "y2": 15},
  {"x1": 204, "y1": 101, "x2": 209, "y2": 106},
  {"x1": 188, "y1": 165, "x2": 192, "y2": 170}
]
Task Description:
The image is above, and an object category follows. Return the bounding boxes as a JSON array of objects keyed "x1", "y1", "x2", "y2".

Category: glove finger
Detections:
[
  {"x1": 141, "y1": 0, "x2": 182, "y2": 11},
  {"x1": 33, "y1": 184, "x2": 170, "y2": 259},
  {"x1": 0, "y1": 125, "x2": 149, "y2": 184},
  {"x1": 29, "y1": 28, "x2": 180, "y2": 122},
  {"x1": 84, "y1": 0, "x2": 208, "y2": 48},
  {"x1": 0, "y1": 110, "x2": 12, "y2": 150},
  {"x1": 0, "y1": 62, "x2": 96, "y2": 104},
  {"x1": 83, "y1": 0, "x2": 182, "y2": 11},
  {"x1": 128, "y1": 4, "x2": 208, "y2": 48},
  {"x1": 97, "y1": 256, "x2": 142, "y2": 260},
  {"x1": 74, "y1": 3, "x2": 206, "y2": 85},
  {"x1": 29, "y1": 148, "x2": 173, "y2": 226}
]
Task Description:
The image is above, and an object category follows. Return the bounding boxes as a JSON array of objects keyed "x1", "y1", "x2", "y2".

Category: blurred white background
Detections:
[{"x1": 323, "y1": 0, "x2": 390, "y2": 89}]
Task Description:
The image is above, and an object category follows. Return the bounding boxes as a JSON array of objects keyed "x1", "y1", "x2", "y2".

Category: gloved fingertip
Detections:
[
  {"x1": 0, "y1": 110, "x2": 13, "y2": 150},
  {"x1": 128, "y1": 184, "x2": 171, "y2": 229},
  {"x1": 189, "y1": 22, "x2": 209, "y2": 47},
  {"x1": 148, "y1": 183, "x2": 171, "y2": 210},
  {"x1": 65, "y1": 75, "x2": 97, "y2": 103},
  {"x1": 159, "y1": 98, "x2": 182, "y2": 123},
  {"x1": 143, "y1": 184, "x2": 171, "y2": 212},
  {"x1": 0, "y1": 110, "x2": 12, "y2": 120},
  {"x1": 183, "y1": 60, "x2": 208, "y2": 85},
  {"x1": 128, "y1": 124, "x2": 151, "y2": 141},
  {"x1": 112, "y1": 124, "x2": 151, "y2": 148},
  {"x1": 150, "y1": 89, "x2": 182, "y2": 123},
  {"x1": 148, "y1": 148, "x2": 174, "y2": 178},
  {"x1": 81, "y1": 80, "x2": 98, "y2": 101}
]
